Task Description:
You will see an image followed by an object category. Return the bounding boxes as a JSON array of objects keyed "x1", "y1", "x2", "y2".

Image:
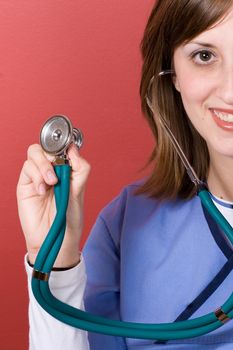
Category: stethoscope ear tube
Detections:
[
  {"x1": 31, "y1": 165, "x2": 233, "y2": 340},
  {"x1": 198, "y1": 189, "x2": 233, "y2": 245}
]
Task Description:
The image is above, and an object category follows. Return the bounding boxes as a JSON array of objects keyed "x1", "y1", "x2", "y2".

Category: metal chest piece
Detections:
[{"x1": 40, "y1": 115, "x2": 83, "y2": 161}]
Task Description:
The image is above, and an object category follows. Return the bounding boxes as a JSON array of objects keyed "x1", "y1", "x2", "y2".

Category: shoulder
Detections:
[
  {"x1": 98, "y1": 178, "x2": 201, "y2": 242},
  {"x1": 98, "y1": 177, "x2": 151, "y2": 221},
  {"x1": 98, "y1": 177, "x2": 198, "y2": 239},
  {"x1": 85, "y1": 177, "x2": 202, "y2": 257},
  {"x1": 99, "y1": 176, "x2": 197, "y2": 222}
]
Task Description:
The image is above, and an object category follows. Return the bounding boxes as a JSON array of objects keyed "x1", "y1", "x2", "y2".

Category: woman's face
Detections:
[{"x1": 173, "y1": 8, "x2": 233, "y2": 160}]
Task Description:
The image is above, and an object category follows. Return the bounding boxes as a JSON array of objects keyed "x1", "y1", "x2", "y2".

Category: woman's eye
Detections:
[{"x1": 191, "y1": 50, "x2": 216, "y2": 65}]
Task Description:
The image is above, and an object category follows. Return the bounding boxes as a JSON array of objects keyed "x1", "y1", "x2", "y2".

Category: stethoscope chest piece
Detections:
[{"x1": 40, "y1": 115, "x2": 83, "y2": 156}]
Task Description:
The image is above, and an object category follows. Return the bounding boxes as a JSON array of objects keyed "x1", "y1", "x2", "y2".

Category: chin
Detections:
[{"x1": 210, "y1": 143, "x2": 233, "y2": 159}]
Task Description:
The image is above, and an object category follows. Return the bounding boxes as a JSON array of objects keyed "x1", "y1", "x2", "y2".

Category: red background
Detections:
[{"x1": 0, "y1": 1, "x2": 155, "y2": 348}]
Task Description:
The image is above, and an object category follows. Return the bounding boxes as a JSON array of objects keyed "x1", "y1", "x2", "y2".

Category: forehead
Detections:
[{"x1": 191, "y1": 7, "x2": 233, "y2": 42}]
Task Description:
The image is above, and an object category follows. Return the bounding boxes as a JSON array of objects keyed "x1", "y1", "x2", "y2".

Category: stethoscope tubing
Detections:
[
  {"x1": 31, "y1": 164, "x2": 233, "y2": 340},
  {"x1": 33, "y1": 166, "x2": 68, "y2": 272},
  {"x1": 199, "y1": 190, "x2": 233, "y2": 244}
]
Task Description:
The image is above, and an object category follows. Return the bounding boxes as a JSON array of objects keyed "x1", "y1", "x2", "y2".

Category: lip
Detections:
[
  {"x1": 210, "y1": 107, "x2": 233, "y2": 114},
  {"x1": 210, "y1": 109, "x2": 233, "y2": 131}
]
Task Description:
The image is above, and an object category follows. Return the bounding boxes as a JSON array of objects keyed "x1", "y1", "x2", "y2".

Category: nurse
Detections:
[{"x1": 17, "y1": 0, "x2": 233, "y2": 349}]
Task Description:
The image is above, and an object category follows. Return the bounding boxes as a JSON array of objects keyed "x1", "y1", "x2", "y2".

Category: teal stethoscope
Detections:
[{"x1": 31, "y1": 70, "x2": 233, "y2": 341}]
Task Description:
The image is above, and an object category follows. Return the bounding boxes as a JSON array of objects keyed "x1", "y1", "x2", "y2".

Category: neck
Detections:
[{"x1": 207, "y1": 153, "x2": 233, "y2": 202}]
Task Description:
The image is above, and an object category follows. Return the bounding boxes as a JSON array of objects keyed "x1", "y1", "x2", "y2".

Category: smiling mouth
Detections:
[
  {"x1": 212, "y1": 109, "x2": 233, "y2": 122},
  {"x1": 210, "y1": 108, "x2": 233, "y2": 131},
  {"x1": 212, "y1": 109, "x2": 233, "y2": 123}
]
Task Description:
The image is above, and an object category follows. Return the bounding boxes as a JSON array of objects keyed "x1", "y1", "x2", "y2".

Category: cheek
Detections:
[
  {"x1": 179, "y1": 75, "x2": 209, "y2": 105},
  {"x1": 177, "y1": 74, "x2": 216, "y2": 139},
  {"x1": 178, "y1": 73, "x2": 214, "y2": 123},
  {"x1": 174, "y1": 55, "x2": 214, "y2": 112}
]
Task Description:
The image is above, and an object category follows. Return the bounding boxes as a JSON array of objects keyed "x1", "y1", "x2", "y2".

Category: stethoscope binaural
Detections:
[{"x1": 31, "y1": 74, "x2": 233, "y2": 341}]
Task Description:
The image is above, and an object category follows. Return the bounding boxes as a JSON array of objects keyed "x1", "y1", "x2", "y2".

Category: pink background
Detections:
[{"x1": 0, "y1": 1, "x2": 155, "y2": 348}]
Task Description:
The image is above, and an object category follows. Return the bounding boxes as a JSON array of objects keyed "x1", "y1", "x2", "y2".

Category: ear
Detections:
[{"x1": 172, "y1": 75, "x2": 180, "y2": 92}]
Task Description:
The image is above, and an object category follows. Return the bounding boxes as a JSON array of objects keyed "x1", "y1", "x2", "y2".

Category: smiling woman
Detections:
[
  {"x1": 17, "y1": 1, "x2": 233, "y2": 350},
  {"x1": 171, "y1": 8, "x2": 233, "y2": 201},
  {"x1": 173, "y1": 11, "x2": 233, "y2": 131},
  {"x1": 136, "y1": 0, "x2": 233, "y2": 201}
]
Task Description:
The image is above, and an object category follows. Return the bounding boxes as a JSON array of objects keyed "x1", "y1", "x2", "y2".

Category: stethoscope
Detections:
[{"x1": 31, "y1": 72, "x2": 233, "y2": 341}]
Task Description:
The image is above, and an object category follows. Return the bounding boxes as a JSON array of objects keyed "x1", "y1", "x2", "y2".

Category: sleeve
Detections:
[
  {"x1": 24, "y1": 253, "x2": 90, "y2": 350},
  {"x1": 83, "y1": 215, "x2": 127, "y2": 350}
]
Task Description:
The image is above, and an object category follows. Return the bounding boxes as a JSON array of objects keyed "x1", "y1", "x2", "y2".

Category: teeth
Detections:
[{"x1": 213, "y1": 110, "x2": 233, "y2": 122}]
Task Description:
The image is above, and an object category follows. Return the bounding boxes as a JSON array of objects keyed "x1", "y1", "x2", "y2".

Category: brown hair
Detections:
[{"x1": 134, "y1": 0, "x2": 233, "y2": 201}]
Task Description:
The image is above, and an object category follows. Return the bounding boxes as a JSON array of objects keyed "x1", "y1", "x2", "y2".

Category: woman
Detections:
[{"x1": 17, "y1": 0, "x2": 233, "y2": 349}]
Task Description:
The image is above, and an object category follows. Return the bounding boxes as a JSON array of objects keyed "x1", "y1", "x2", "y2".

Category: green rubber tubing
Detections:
[{"x1": 31, "y1": 165, "x2": 233, "y2": 340}]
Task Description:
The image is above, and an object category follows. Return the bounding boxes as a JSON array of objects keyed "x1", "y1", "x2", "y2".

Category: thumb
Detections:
[
  {"x1": 67, "y1": 143, "x2": 82, "y2": 172},
  {"x1": 66, "y1": 143, "x2": 91, "y2": 196}
]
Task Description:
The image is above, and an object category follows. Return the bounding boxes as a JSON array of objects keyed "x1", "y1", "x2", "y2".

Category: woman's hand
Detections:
[{"x1": 16, "y1": 143, "x2": 91, "y2": 267}]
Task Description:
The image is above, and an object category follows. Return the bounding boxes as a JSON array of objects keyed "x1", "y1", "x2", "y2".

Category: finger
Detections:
[
  {"x1": 17, "y1": 159, "x2": 48, "y2": 196},
  {"x1": 27, "y1": 143, "x2": 58, "y2": 185},
  {"x1": 67, "y1": 143, "x2": 91, "y2": 174}
]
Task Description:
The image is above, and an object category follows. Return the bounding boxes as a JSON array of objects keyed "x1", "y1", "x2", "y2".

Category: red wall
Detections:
[{"x1": 0, "y1": 1, "x2": 155, "y2": 348}]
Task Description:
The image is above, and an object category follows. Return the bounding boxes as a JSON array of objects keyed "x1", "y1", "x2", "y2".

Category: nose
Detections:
[{"x1": 216, "y1": 64, "x2": 233, "y2": 105}]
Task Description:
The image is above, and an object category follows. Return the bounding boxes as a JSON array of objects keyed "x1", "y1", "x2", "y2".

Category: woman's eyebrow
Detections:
[{"x1": 186, "y1": 41, "x2": 217, "y2": 48}]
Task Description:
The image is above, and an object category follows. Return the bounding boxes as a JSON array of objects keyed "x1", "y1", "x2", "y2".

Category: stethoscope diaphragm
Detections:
[{"x1": 40, "y1": 115, "x2": 83, "y2": 156}]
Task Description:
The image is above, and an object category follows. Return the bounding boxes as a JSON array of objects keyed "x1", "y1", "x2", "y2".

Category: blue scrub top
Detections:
[{"x1": 83, "y1": 178, "x2": 233, "y2": 349}]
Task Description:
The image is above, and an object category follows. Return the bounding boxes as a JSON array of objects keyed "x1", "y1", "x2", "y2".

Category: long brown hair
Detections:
[{"x1": 134, "y1": 0, "x2": 233, "y2": 201}]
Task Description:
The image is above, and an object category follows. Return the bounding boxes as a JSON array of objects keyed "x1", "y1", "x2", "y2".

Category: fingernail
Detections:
[
  {"x1": 47, "y1": 170, "x2": 57, "y2": 182},
  {"x1": 38, "y1": 183, "x2": 46, "y2": 195}
]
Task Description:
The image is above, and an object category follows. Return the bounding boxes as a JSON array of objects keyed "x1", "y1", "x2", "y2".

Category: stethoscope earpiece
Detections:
[{"x1": 40, "y1": 115, "x2": 83, "y2": 157}]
